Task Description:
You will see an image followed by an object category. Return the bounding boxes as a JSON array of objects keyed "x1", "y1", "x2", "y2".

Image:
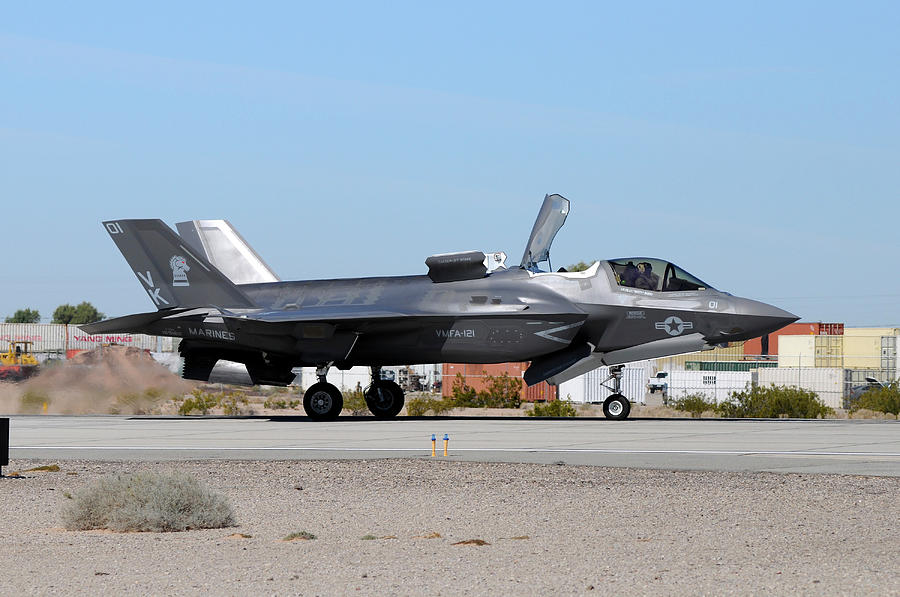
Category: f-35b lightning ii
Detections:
[{"x1": 83, "y1": 195, "x2": 798, "y2": 420}]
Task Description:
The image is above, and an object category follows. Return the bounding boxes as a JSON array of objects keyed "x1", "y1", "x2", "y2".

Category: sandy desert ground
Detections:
[{"x1": 1, "y1": 458, "x2": 899, "y2": 596}]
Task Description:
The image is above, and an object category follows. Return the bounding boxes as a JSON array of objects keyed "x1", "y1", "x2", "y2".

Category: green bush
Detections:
[
  {"x1": 219, "y1": 392, "x2": 249, "y2": 416},
  {"x1": 850, "y1": 381, "x2": 900, "y2": 416},
  {"x1": 406, "y1": 396, "x2": 454, "y2": 416},
  {"x1": 481, "y1": 372, "x2": 522, "y2": 408},
  {"x1": 450, "y1": 373, "x2": 479, "y2": 406},
  {"x1": 718, "y1": 384, "x2": 834, "y2": 419},
  {"x1": 452, "y1": 371, "x2": 522, "y2": 409},
  {"x1": 263, "y1": 397, "x2": 301, "y2": 410},
  {"x1": 178, "y1": 389, "x2": 220, "y2": 415},
  {"x1": 671, "y1": 393, "x2": 717, "y2": 418},
  {"x1": 61, "y1": 471, "x2": 235, "y2": 532},
  {"x1": 528, "y1": 399, "x2": 577, "y2": 417},
  {"x1": 177, "y1": 389, "x2": 249, "y2": 415},
  {"x1": 342, "y1": 387, "x2": 369, "y2": 415}
]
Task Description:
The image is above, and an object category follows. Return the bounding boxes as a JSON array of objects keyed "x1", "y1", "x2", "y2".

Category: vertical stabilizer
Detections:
[
  {"x1": 103, "y1": 219, "x2": 257, "y2": 310},
  {"x1": 176, "y1": 220, "x2": 280, "y2": 285}
]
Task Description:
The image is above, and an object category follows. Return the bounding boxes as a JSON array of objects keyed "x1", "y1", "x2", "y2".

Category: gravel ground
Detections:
[{"x1": 1, "y1": 459, "x2": 898, "y2": 596}]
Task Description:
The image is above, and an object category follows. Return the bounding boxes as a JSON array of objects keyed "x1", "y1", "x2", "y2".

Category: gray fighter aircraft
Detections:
[{"x1": 82, "y1": 195, "x2": 798, "y2": 420}]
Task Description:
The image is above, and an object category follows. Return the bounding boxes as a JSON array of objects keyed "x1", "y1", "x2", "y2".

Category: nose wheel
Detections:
[{"x1": 602, "y1": 393, "x2": 631, "y2": 420}]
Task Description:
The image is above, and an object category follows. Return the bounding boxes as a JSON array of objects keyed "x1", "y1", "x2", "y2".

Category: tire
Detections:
[
  {"x1": 364, "y1": 380, "x2": 405, "y2": 419},
  {"x1": 603, "y1": 393, "x2": 631, "y2": 420},
  {"x1": 303, "y1": 382, "x2": 343, "y2": 421}
]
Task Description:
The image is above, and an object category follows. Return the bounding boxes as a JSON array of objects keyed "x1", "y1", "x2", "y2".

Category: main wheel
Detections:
[
  {"x1": 603, "y1": 393, "x2": 631, "y2": 420},
  {"x1": 364, "y1": 380, "x2": 405, "y2": 419},
  {"x1": 303, "y1": 382, "x2": 344, "y2": 420}
]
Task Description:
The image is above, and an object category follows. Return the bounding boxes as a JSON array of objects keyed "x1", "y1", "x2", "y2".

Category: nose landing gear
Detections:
[{"x1": 599, "y1": 365, "x2": 632, "y2": 420}]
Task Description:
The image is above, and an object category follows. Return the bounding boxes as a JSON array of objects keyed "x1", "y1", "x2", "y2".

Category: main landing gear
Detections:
[
  {"x1": 301, "y1": 365, "x2": 406, "y2": 420},
  {"x1": 364, "y1": 367, "x2": 405, "y2": 419},
  {"x1": 598, "y1": 365, "x2": 632, "y2": 421}
]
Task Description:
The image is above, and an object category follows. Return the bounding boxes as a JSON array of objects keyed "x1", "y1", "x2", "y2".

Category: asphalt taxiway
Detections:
[{"x1": 7, "y1": 415, "x2": 900, "y2": 476}]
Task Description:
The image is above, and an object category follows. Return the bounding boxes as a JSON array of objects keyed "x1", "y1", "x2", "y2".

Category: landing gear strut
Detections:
[
  {"x1": 599, "y1": 365, "x2": 631, "y2": 421},
  {"x1": 302, "y1": 364, "x2": 343, "y2": 421},
  {"x1": 364, "y1": 367, "x2": 405, "y2": 419}
]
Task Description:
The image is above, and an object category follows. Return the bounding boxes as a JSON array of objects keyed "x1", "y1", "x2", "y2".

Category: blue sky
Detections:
[{"x1": 1, "y1": 1, "x2": 898, "y2": 325}]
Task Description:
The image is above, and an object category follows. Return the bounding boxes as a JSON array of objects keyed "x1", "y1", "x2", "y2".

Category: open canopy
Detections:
[
  {"x1": 608, "y1": 258, "x2": 713, "y2": 292},
  {"x1": 520, "y1": 194, "x2": 570, "y2": 272}
]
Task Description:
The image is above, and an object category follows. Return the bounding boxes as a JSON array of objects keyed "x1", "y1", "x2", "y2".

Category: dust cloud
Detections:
[{"x1": 0, "y1": 346, "x2": 194, "y2": 415}]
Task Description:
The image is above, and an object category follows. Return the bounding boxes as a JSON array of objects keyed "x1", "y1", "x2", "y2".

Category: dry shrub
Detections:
[
  {"x1": 528, "y1": 399, "x2": 577, "y2": 417},
  {"x1": 848, "y1": 408, "x2": 897, "y2": 420},
  {"x1": 406, "y1": 396, "x2": 454, "y2": 416},
  {"x1": 61, "y1": 471, "x2": 236, "y2": 532}
]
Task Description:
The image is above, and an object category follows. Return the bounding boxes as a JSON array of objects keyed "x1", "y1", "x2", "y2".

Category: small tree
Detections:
[
  {"x1": 565, "y1": 261, "x2": 595, "y2": 272},
  {"x1": 53, "y1": 302, "x2": 105, "y2": 324},
  {"x1": 5, "y1": 308, "x2": 41, "y2": 323}
]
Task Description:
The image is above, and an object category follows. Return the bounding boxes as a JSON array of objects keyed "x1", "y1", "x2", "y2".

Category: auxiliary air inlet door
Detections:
[{"x1": 520, "y1": 194, "x2": 570, "y2": 272}]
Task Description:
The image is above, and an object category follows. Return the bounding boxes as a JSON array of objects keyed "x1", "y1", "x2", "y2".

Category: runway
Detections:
[{"x1": 7, "y1": 415, "x2": 900, "y2": 476}]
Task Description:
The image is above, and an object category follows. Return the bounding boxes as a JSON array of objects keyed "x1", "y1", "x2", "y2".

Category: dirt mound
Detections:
[{"x1": 0, "y1": 345, "x2": 194, "y2": 415}]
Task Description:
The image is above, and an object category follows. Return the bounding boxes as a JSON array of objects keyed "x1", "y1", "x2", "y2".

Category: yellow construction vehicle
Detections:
[{"x1": 0, "y1": 341, "x2": 39, "y2": 381}]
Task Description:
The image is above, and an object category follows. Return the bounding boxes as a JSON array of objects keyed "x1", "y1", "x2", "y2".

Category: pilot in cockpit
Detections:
[
  {"x1": 620, "y1": 261, "x2": 639, "y2": 287},
  {"x1": 634, "y1": 262, "x2": 659, "y2": 290}
]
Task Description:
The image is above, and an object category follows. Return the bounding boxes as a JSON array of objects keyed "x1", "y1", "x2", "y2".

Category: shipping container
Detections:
[
  {"x1": 743, "y1": 322, "x2": 843, "y2": 356},
  {"x1": 443, "y1": 362, "x2": 558, "y2": 402},
  {"x1": 842, "y1": 336, "x2": 884, "y2": 369},
  {"x1": 844, "y1": 327, "x2": 900, "y2": 337},
  {"x1": 0, "y1": 323, "x2": 178, "y2": 354},
  {"x1": 777, "y1": 336, "x2": 817, "y2": 368}
]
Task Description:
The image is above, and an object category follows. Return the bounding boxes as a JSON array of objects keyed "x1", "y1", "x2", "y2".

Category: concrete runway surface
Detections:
[{"x1": 7, "y1": 415, "x2": 900, "y2": 476}]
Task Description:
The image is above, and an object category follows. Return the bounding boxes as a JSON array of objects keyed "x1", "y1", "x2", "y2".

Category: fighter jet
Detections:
[{"x1": 82, "y1": 195, "x2": 798, "y2": 420}]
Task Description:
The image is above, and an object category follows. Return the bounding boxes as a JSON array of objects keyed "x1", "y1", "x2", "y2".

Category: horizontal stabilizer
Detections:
[{"x1": 77, "y1": 310, "x2": 184, "y2": 335}]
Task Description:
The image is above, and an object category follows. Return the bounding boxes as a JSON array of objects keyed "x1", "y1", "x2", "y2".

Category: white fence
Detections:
[
  {"x1": 756, "y1": 368, "x2": 844, "y2": 409},
  {"x1": 667, "y1": 371, "x2": 752, "y2": 402},
  {"x1": 662, "y1": 365, "x2": 852, "y2": 409}
]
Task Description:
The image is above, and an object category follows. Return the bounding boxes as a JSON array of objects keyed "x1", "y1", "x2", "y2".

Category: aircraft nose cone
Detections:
[{"x1": 734, "y1": 298, "x2": 799, "y2": 336}]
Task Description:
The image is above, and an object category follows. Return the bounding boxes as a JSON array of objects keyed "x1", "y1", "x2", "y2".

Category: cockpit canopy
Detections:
[{"x1": 609, "y1": 258, "x2": 712, "y2": 292}]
